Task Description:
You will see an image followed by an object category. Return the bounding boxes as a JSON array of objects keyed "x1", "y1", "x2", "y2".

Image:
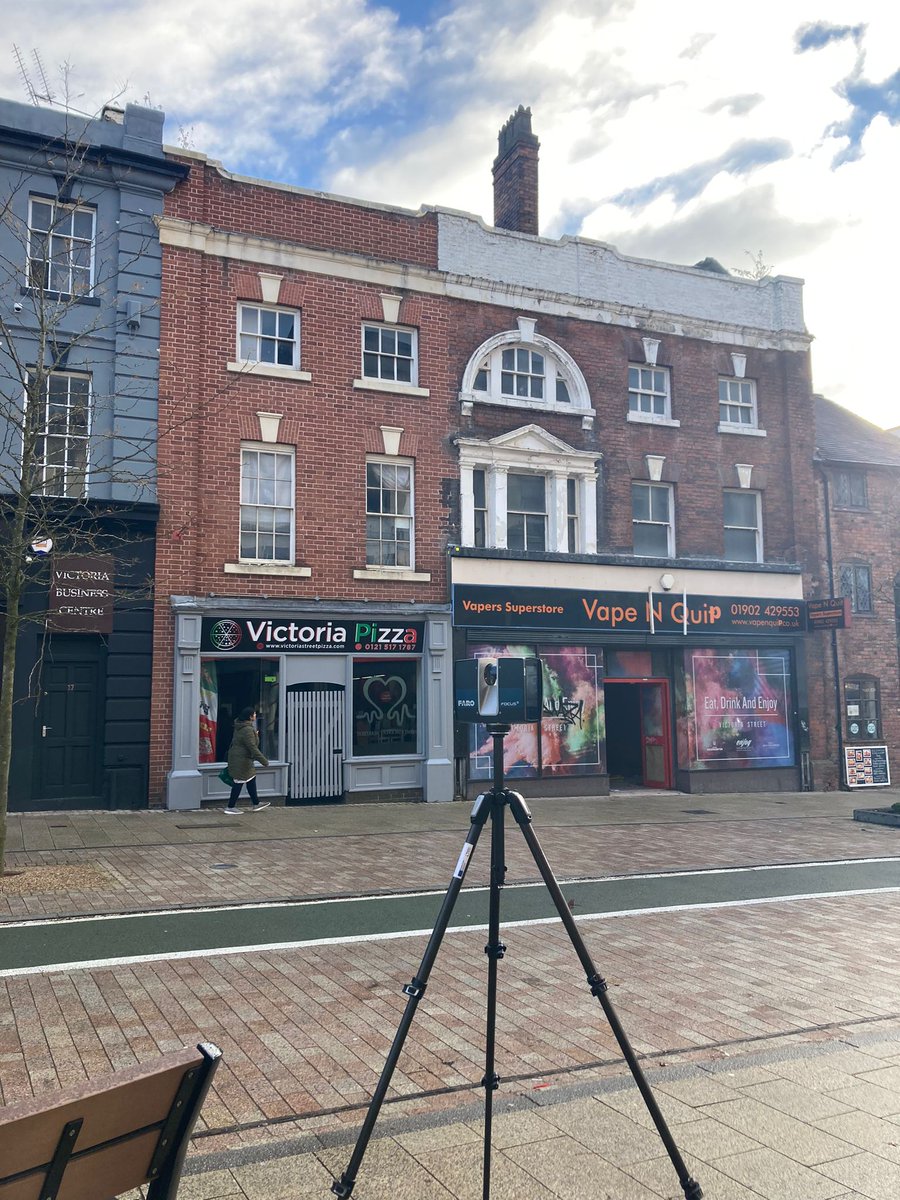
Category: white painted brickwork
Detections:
[{"x1": 437, "y1": 212, "x2": 807, "y2": 344}]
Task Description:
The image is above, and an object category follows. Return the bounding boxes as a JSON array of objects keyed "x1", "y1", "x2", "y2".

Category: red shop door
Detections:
[{"x1": 639, "y1": 681, "x2": 673, "y2": 789}]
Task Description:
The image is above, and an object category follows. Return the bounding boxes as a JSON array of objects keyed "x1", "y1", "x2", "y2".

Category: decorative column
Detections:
[
  {"x1": 552, "y1": 472, "x2": 569, "y2": 552},
  {"x1": 460, "y1": 464, "x2": 475, "y2": 546},
  {"x1": 424, "y1": 616, "x2": 454, "y2": 801},
  {"x1": 491, "y1": 466, "x2": 508, "y2": 549}
]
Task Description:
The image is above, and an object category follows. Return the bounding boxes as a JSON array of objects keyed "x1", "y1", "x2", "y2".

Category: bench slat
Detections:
[{"x1": 0, "y1": 1044, "x2": 221, "y2": 1200}]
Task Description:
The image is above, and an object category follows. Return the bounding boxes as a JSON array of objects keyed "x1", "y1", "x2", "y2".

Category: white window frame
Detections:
[
  {"x1": 27, "y1": 196, "x2": 96, "y2": 296},
  {"x1": 627, "y1": 364, "x2": 679, "y2": 426},
  {"x1": 506, "y1": 471, "x2": 548, "y2": 552},
  {"x1": 28, "y1": 370, "x2": 92, "y2": 498},
  {"x1": 365, "y1": 456, "x2": 415, "y2": 570},
  {"x1": 361, "y1": 323, "x2": 418, "y2": 386},
  {"x1": 718, "y1": 377, "x2": 765, "y2": 435},
  {"x1": 632, "y1": 482, "x2": 675, "y2": 558},
  {"x1": 458, "y1": 426, "x2": 598, "y2": 554},
  {"x1": 460, "y1": 322, "x2": 592, "y2": 420},
  {"x1": 723, "y1": 489, "x2": 763, "y2": 563},
  {"x1": 237, "y1": 304, "x2": 300, "y2": 369},
  {"x1": 239, "y1": 443, "x2": 296, "y2": 564}
]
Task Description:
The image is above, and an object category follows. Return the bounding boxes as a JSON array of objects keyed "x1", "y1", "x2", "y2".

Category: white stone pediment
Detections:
[{"x1": 474, "y1": 424, "x2": 579, "y2": 455}]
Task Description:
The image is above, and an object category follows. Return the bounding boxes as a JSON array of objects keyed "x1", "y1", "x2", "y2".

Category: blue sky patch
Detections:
[{"x1": 611, "y1": 139, "x2": 792, "y2": 210}]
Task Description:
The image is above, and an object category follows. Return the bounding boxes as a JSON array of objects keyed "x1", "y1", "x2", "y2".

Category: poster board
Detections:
[{"x1": 844, "y1": 745, "x2": 891, "y2": 787}]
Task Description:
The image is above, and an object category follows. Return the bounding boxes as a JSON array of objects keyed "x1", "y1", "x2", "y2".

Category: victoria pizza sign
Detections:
[{"x1": 201, "y1": 617, "x2": 424, "y2": 654}]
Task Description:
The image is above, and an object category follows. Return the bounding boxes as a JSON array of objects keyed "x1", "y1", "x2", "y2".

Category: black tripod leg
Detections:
[
  {"x1": 331, "y1": 794, "x2": 492, "y2": 1199},
  {"x1": 481, "y1": 791, "x2": 506, "y2": 1200},
  {"x1": 506, "y1": 792, "x2": 703, "y2": 1200}
]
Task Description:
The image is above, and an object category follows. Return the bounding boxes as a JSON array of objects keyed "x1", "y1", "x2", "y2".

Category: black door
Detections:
[{"x1": 33, "y1": 658, "x2": 104, "y2": 804}]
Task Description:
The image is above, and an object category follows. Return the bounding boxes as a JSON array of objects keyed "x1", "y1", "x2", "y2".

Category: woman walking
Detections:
[{"x1": 224, "y1": 706, "x2": 271, "y2": 813}]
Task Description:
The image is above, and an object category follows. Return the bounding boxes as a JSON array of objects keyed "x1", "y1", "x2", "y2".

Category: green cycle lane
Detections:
[{"x1": 2, "y1": 857, "x2": 899, "y2": 975}]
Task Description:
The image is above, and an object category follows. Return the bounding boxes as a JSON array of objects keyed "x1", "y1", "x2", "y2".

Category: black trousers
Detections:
[{"x1": 227, "y1": 777, "x2": 259, "y2": 807}]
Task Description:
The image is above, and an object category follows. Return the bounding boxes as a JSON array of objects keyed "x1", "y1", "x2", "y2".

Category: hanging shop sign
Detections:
[
  {"x1": 453, "y1": 584, "x2": 804, "y2": 635},
  {"x1": 47, "y1": 555, "x2": 115, "y2": 633},
  {"x1": 806, "y1": 597, "x2": 850, "y2": 630},
  {"x1": 844, "y1": 745, "x2": 890, "y2": 788},
  {"x1": 201, "y1": 617, "x2": 425, "y2": 654}
]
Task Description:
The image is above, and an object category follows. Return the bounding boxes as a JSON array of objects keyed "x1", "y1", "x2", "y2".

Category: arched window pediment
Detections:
[{"x1": 460, "y1": 319, "x2": 591, "y2": 415}]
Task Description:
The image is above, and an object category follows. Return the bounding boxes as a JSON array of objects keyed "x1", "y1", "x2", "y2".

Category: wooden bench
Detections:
[{"x1": 0, "y1": 1042, "x2": 221, "y2": 1200}]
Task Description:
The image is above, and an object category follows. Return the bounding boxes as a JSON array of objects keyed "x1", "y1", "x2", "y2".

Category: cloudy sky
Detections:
[{"x1": 5, "y1": 0, "x2": 898, "y2": 429}]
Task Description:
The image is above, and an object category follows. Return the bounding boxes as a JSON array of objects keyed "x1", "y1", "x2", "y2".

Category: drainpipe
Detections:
[{"x1": 821, "y1": 473, "x2": 845, "y2": 787}]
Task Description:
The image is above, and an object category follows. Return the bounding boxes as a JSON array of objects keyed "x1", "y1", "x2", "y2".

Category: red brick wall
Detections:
[
  {"x1": 815, "y1": 465, "x2": 900, "y2": 786},
  {"x1": 166, "y1": 154, "x2": 438, "y2": 268}
]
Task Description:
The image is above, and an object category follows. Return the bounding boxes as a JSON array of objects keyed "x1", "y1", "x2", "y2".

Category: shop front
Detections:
[
  {"x1": 166, "y1": 599, "x2": 454, "y2": 808},
  {"x1": 451, "y1": 557, "x2": 809, "y2": 796}
]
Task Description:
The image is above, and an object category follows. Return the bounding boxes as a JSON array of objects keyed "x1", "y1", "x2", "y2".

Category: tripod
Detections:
[{"x1": 331, "y1": 726, "x2": 702, "y2": 1200}]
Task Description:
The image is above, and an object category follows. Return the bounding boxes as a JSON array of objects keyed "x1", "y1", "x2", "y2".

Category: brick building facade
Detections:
[
  {"x1": 149, "y1": 110, "x2": 859, "y2": 809},
  {"x1": 813, "y1": 397, "x2": 900, "y2": 788}
]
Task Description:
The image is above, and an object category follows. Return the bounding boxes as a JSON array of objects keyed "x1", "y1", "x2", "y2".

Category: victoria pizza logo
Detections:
[{"x1": 209, "y1": 619, "x2": 243, "y2": 650}]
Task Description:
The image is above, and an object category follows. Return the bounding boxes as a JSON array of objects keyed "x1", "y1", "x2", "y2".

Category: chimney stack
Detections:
[{"x1": 492, "y1": 105, "x2": 539, "y2": 236}]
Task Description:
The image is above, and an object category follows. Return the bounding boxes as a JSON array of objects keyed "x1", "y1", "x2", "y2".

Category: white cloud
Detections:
[{"x1": 3, "y1": 0, "x2": 897, "y2": 427}]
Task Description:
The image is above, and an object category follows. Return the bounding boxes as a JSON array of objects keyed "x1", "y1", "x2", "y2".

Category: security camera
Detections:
[{"x1": 13, "y1": 302, "x2": 23, "y2": 313}]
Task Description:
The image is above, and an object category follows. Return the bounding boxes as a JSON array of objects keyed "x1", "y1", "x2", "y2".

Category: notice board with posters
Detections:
[{"x1": 844, "y1": 745, "x2": 891, "y2": 787}]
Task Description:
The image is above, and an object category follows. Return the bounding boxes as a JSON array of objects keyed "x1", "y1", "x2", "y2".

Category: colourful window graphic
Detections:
[
  {"x1": 684, "y1": 648, "x2": 794, "y2": 769},
  {"x1": 468, "y1": 644, "x2": 605, "y2": 780}
]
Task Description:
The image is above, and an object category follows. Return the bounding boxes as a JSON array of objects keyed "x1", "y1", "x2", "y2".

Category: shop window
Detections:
[
  {"x1": 238, "y1": 304, "x2": 299, "y2": 367},
  {"x1": 723, "y1": 490, "x2": 762, "y2": 563},
  {"x1": 507, "y1": 472, "x2": 547, "y2": 551},
  {"x1": 833, "y1": 469, "x2": 868, "y2": 509},
  {"x1": 844, "y1": 677, "x2": 880, "y2": 741},
  {"x1": 199, "y1": 658, "x2": 279, "y2": 763},
  {"x1": 467, "y1": 643, "x2": 605, "y2": 780},
  {"x1": 362, "y1": 323, "x2": 417, "y2": 385},
  {"x1": 240, "y1": 445, "x2": 294, "y2": 562},
  {"x1": 366, "y1": 458, "x2": 414, "y2": 567},
  {"x1": 683, "y1": 648, "x2": 795, "y2": 768},
  {"x1": 632, "y1": 482, "x2": 674, "y2": 557},
  {"x1": 352, "y1": 659, "x2": 418, "y2": 756},
  {"x1": 839, "y1": 563, "x2": 873, "y2": 613}
]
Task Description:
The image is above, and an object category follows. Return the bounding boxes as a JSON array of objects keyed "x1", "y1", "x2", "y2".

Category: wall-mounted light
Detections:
[
  {"x1": 659, "y1": 573, "x2": 675, "y2": 591},
  {"x1": 125, "y1": 300, "x2": 142, "y2": 332}
]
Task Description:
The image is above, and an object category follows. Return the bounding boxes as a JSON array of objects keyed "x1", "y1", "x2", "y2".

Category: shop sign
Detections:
[
  {"x1": 47, "y1": 555, "x2": 114, "y2": 633},
  {"x1": 844, "y1": 745, "x2": 890, "y2": 787},
  {"x1": 201, "y1": 617, "x2": 424, "y2": 654},
  {"x1": 453, "y1": 584, "x2": 804, "y2": 635},
  {"x1": 806, "y1": 597, "x2": 850, "y2": 630}
]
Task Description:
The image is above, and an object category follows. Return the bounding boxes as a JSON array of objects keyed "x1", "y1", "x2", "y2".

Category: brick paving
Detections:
[
  {"x1": 2, "y1": 790, "x2": 900, "y2": 1198},
  {"x1": 2, "y1": 791, "x2": 896, "y2": 921}
]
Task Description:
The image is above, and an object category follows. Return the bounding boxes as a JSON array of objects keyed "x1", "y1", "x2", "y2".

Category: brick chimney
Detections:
[{"x1": 492, "y1": 105, "x2": 540, "y2": 235}]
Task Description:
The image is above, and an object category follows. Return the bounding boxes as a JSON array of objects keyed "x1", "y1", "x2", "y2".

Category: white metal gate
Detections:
[{"x1": 286, "y1": 682, "x2": 345, "y2": 803}]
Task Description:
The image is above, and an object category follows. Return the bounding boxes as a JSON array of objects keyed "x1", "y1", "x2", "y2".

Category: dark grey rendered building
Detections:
[{"x1": 0, "y1": 97, "x2": 185, "y2": 810}]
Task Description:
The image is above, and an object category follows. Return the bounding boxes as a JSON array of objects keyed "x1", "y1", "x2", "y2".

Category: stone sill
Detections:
[
  {"x1": 718, "y1": 423, "x2": 767, "y2": 437},
  {"x1": 224, "y1": 562, "x2": 312, "y2": 577},
  {"x1": 460, "y1": 392, "x2": 588, "y2": 417},
  {"x1": 227, "y1": 361, "x2": 312, "y2": 382},
  {"x1": 627, "y1": 412, "x2": 681, "y2": 428},
  {"x1": 352, "y1": 378, "x2": 430, "y2": 398},
  {"x1": 353, "y1": 567, "x2": 432, "y2": 582}
]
